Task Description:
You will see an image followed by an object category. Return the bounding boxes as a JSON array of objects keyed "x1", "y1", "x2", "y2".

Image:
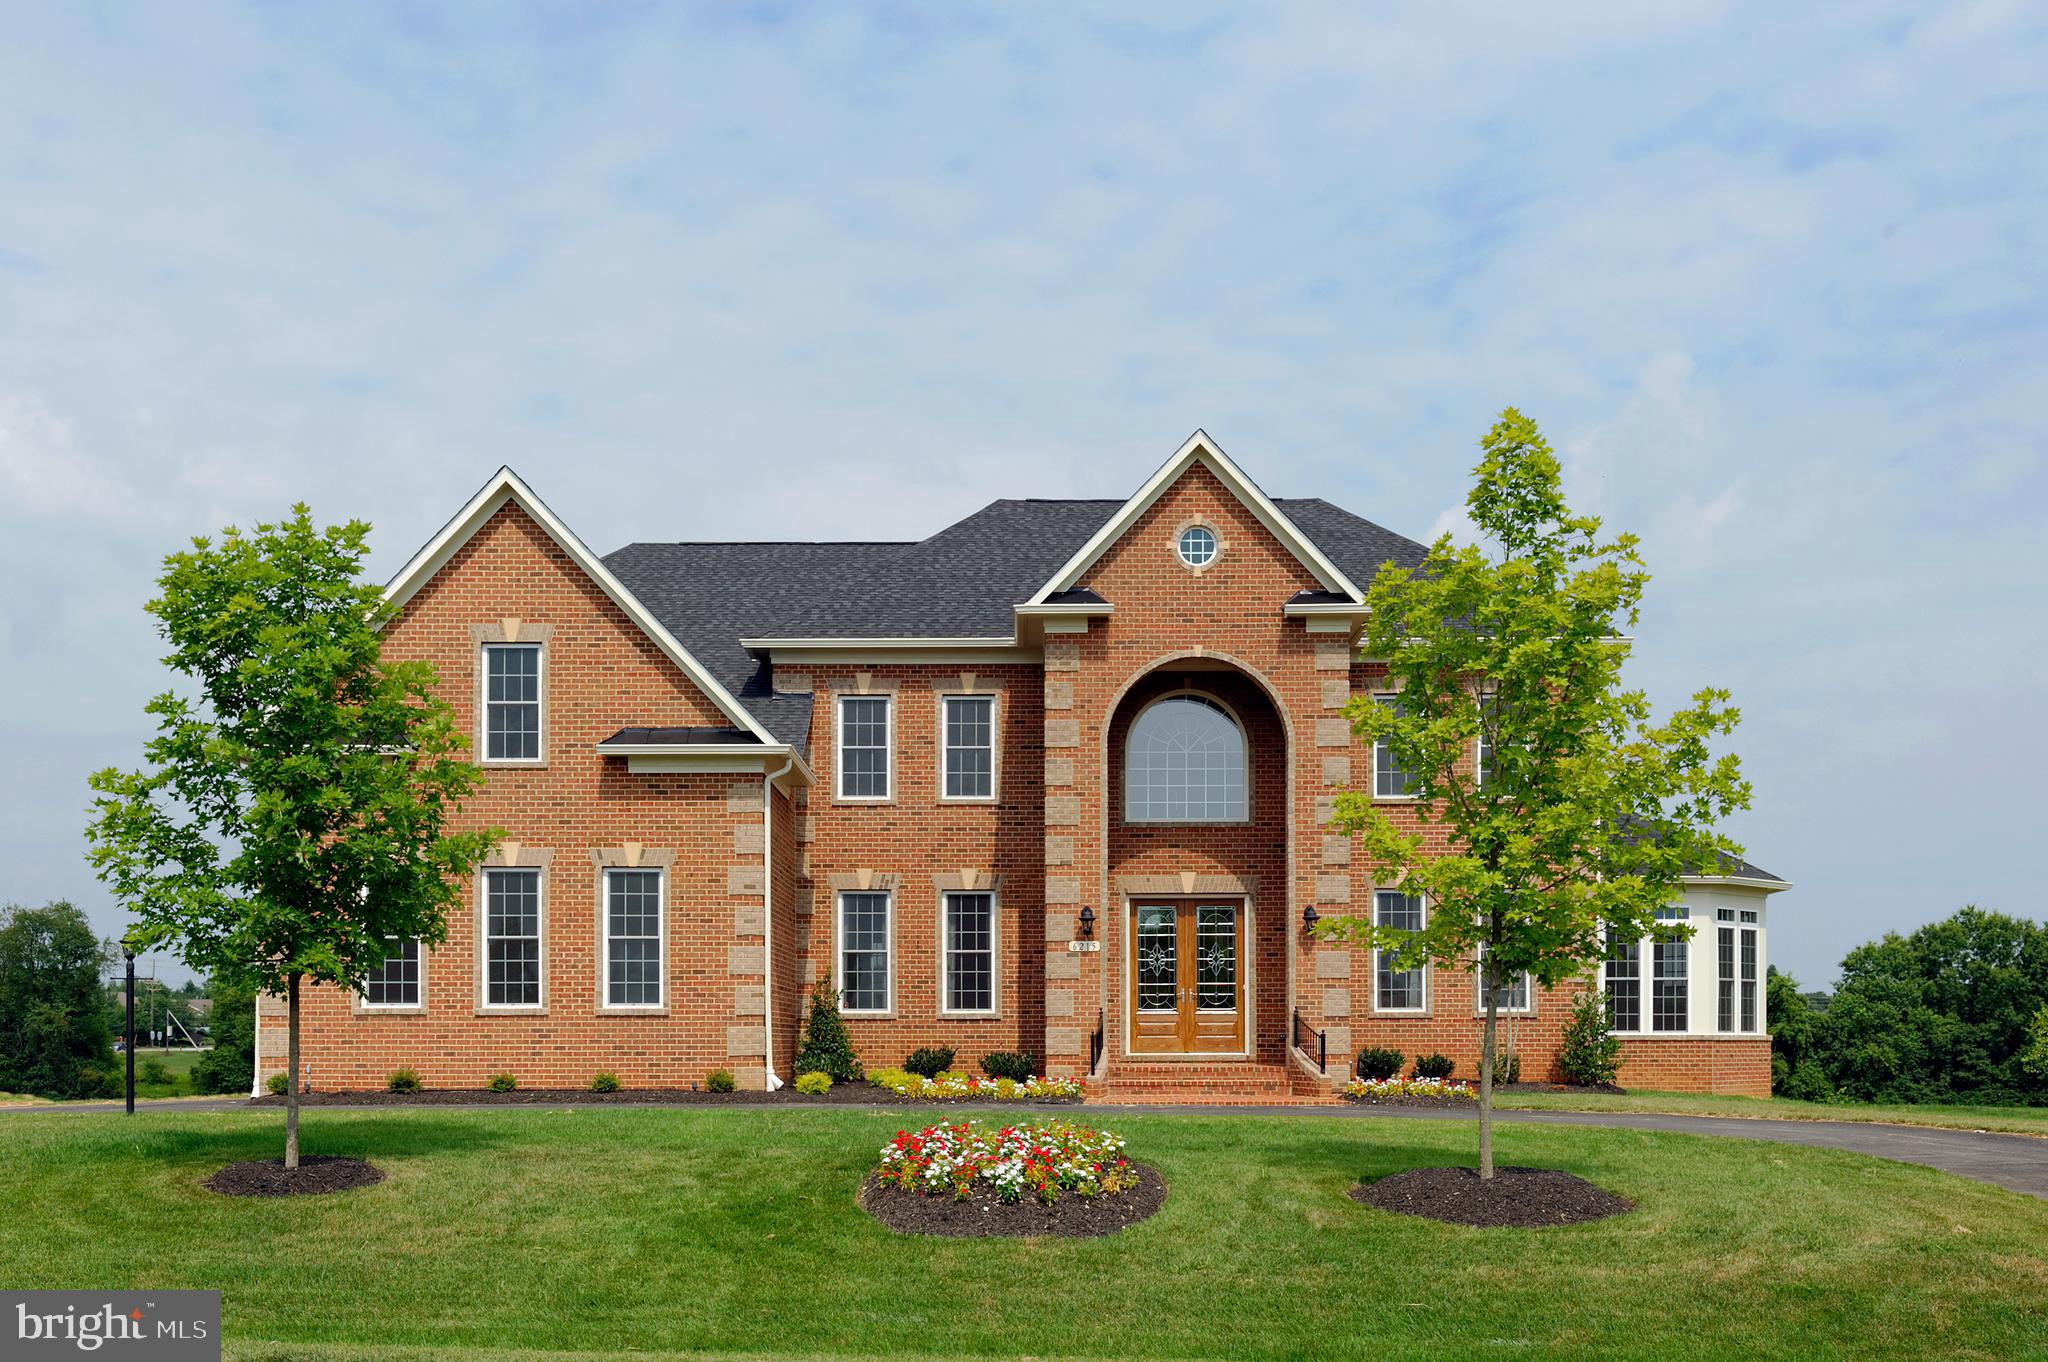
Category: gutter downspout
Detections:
[{"x1": 761, "y1": 753, "x2": 798, "y2": 1090}]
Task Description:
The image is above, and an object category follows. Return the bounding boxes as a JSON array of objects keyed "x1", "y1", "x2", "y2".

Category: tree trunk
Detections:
[
  {"x1": 285, "y1": 971, "x2": 301, "y2": 1172},
  {"x1": 1479, "y1": 965, "x2": 1499, "y2": 1181}
]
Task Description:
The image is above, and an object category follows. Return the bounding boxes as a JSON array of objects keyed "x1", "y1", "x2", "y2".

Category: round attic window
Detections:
[{"x1": 1176, "y1": 525, "x2": 1218, "y2": 568}]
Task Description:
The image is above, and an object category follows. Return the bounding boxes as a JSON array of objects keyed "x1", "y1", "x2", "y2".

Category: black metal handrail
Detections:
[
  {"x1": 1089, "y1": 1008, "x2": 1105, "y2": 1073},
  {"x1": 1293, "y1": 1007, "x2": 1326, "y2": 1074}
]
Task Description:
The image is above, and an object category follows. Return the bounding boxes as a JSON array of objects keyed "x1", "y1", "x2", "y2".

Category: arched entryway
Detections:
[{"x1": 1104, "y1": 660, "x2": 1290, "y2": 1064}]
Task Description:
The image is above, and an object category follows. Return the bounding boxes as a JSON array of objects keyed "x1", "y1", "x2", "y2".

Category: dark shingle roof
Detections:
[
  {"x1": 600, "y1": 726, "x2": 758, "y2": 747},
  {"x1": 603, "y1": 493, "x2": 1429, "y2": 748}
]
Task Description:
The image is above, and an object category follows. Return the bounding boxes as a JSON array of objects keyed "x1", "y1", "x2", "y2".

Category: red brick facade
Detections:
[{"x1": 260, "y1": 456, "x2": 1775, "y2": 1099}]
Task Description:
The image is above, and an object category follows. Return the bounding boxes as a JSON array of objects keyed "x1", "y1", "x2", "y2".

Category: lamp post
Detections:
[{"x1": 122, "y1": 943, "x2": 136, "y2": 1116}]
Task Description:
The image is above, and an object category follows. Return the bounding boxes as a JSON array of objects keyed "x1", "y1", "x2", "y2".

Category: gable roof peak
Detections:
[
  {"x1": 1024, "y1": 430, "x2": 1366, "y2": 604},
  {"x1": 383, "y1": 465, "x2": 778, "y2": 746}
]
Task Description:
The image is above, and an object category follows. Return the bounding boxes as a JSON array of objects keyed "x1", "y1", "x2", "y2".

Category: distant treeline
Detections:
[{"x1": 1770, "y1": 906, "x2": 2048, "y2": 1106}]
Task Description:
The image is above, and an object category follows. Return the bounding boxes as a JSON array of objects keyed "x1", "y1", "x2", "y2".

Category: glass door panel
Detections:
[
  {"x1": 1194, "y1": 905, "x2": 1238, "y2": 1011},
  {"x1": 1135, "y1": 906, "x2": 1178, "y2": 1012}
]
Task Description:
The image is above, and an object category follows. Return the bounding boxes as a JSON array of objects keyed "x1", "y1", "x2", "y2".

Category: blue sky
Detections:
[{"x1": 1, "y1": 3, "x2": 2042, "y2": 986}]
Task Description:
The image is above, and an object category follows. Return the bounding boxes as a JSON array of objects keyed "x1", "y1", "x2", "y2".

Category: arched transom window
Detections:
[{"x1": 1125, "y1": 694, "x2": 1248, "y2": 822}]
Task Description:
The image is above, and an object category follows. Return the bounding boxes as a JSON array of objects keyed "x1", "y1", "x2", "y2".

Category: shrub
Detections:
[
  {"x1": 877, "y1": 1120, "x2": 1135, "y2": 1204},
  {"x1": 705, "y1": 1069, "x2": 736, "y2": 1093},
  {"x1": 266, "y1": 1071, "x2": 289, "y2": 1096},
  {"x1": 980, "y1": 1051, "x2": 1036, "y2": 1081},
  {"x1": 903, "y1": 1046, "x2": 955, "y2": 1078},
  {"x1": 1413, "y1": 1053, "x2": 1455, "y2": 1080},
  {"x1": 1494, "y1": 1049, "x2": 1522, "y2": 1085},
  {"x1": 1780, "y1": 1057, "x2": 1835, "y2": 1104},
  {"x1": 1354, "y1": 1047, "x2": 1404, "y2": 1082},
  {"x1": 138, "y1": 1057, "x2": 173, "y2": 1086},
  {"x1": 795, "y1": 1070, "x2": 833, "y2": 1095},
  {"x1": 77, "y1": 1065, "x2": 125, "y2": 1099},
  {"x1": 589, "y1": 1072, "x2": 621, "y2": 1093},
  {"x1": 1559, "y1": 989, "x2": 1623, "y2": 1087},
  {"x1": 386, "y1": 1067, "x2": 422, "y2": 1094},
  {"x1": 486, "y1": 1072, "x2": 517, "y2": 1093},
  {"x1": 792, "y1": 980, "x2": 863, "y2": 1083}
]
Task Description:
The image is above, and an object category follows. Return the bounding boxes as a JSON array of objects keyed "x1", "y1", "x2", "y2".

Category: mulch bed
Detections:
[
  {"x1": 249, "y1": 1087, "x2": 1078, "y2": 1108},
  {"x1": 1341, "y1": 1093, "x2": 1479, "y2": 1109},
  {"x1": 859, "y1": 1162, "x2": 1167, "y2": 1238},
  {"x1": 204, "y1": 1155, "x2": 386, "y2": 1198},
  {"x1": 1349, "y1": 1166, "x2": 1633, "y2": 1227}
]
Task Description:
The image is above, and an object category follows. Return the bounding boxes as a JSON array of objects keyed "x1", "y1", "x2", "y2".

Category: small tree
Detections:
[
  {"x1": 793, "y1": 980, "x2": 863, "y2": 1082},
  {"x1": 1316, "y1": 410, "x2": 1750, "y2": 1178},
  {"x1": 87, "y1": 507, "x2": 498, "y2": 1168}
]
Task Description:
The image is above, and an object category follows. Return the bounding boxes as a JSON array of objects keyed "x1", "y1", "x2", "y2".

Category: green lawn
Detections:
[
  {"x1": 128, "y1": 1046, "x2": 208, "y2": 1098},
  {"x1": 3, "y1": 1107, "x2": 2045, "y2": 1362},
  {"x1": 1499, "y1": 1088, "x2": 2048, "y2": 1137}
]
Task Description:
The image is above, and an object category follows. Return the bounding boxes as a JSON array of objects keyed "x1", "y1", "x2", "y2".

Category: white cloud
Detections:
[{"x1": 0, "y1": 392, "x2": 137, "y2": 521}]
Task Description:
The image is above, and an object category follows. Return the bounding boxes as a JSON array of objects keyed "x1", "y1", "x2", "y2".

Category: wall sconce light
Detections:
[
  {"x1": 1078, "y1": 905, "x2": 1096, "y2": 938},
  {"x1": 1302, "y1": 904, "x2": 1321, "y2": 932}
]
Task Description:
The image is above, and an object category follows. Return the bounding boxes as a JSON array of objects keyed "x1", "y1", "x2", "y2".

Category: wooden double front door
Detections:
[{"x1": 1128, "y1": 900, "x2": 1247, "y2": 1054}]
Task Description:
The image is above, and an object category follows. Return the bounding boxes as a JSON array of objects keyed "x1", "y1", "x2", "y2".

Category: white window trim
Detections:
[
  {"x1": 1472, "y1": 954, "x2": 1534, "y2": 1017},
  {"x1": 1176, "y1": 523, "x2": 1220, "y2": 569},
  {"x1": 599, "y1": 866, "x2": 666, "y2": 1013},
  {"x1": 1123, "y1": 690, "x2": 1252, "y2": 826},
  {"x1": 938, "y1": 889, "x2": 1001, "y2": 1017},
  {"x1": 936, "y1": 693, "x2": 1000, "y2": 804},
  {"x1": 1602, "y1": 931, "x2": 1647, "y2": 1035},
  {"x1": 479, "y1": 641, "x2": 547, "y2": 766},
  {"x1": 477, "y1": 866, "x2": 547, "y2": 1012},
  {"x1": 1371, "y1": 694, "x2": 1418, "y2": 802},
  {"x1": 835, "y1": 889, "x2": 894, "y2": 1016},
  {"x1": 835, "y1": 693, "x2": 895, "y2": 803},
  {"x1": 1371, "y1": 890, "x2": 1429, "y2": 1015},
  {"x1": 358, "y1": 937, "x2": 424, "y2": 1011}
]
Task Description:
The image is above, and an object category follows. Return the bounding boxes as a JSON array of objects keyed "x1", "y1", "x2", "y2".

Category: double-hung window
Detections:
[
  {"x1": 837, "y1": 695, "x2": 892, "y2": 800},
  {"x1": 1373, "y1": 696, "x2": 1416, "y2": 798},
  {"x1": 941, "y1": 695, "x2": 995, "y2": 800},
  {"x1": 838, "y1": 890, "x2": 891, "y2": 1013},
  {"x1": 482, "y1": 868, "x2": 543, "y2": 1008},
  {"x1": 362, "y1": 938, "x2": 420, "y2": 1009},
  {"x1": 482, "y1": 643, "x2": 543, "y2": 762},
  {"x1": 1604, "y1": 933, "x2": 1641, "y2": 1032},
  {"x1": 942, "y1": 891, "x2": 996, "y2": 1014},
  {"x1": 1475, "y1": 941, "x2": 1531, "y2": 1014},
  {"x1": 1717, "y1": 907, "x2": 1761, "y2": 1033},
  {"x1": 1651, "y1": 905, "x2": 1689, "y2": 1032},
  {"x1": 604, "y1": 868, "x2": 664, "y2": 1009},
  {"x1": 1373, "y1": 890, "x2": 1427, "y2": 1011}
]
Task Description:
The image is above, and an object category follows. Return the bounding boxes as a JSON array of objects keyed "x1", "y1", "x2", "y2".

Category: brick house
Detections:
[{"x1": 256, "y1": 433, "x2": 1787, "y2": 1100}]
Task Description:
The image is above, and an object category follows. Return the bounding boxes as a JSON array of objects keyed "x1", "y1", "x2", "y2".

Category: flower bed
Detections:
[
  {"x1": 877, "y1": 1119, "x2": 1134, "y2": 1204},
  {"x1": 866, "y1": 1068, "x2": 1083, "y2": 1102},
  {"x1": 1343, "y1": 1075, "x2": 1478, "y2": 1102}
]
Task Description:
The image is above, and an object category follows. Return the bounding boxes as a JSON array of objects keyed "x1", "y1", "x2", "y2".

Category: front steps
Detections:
[{"x1": 1086, "y1": 1057, "x2": 1341, "y2": 1106}]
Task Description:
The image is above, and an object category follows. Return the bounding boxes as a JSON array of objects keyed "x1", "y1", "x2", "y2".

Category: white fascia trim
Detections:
[
  {"x1": 384, "y1": 466, "x2": 777, "y2": 745},
  {"x1": 1026, "y1": 430, "x2": 1364, "y2": 605},
  {"x1": 1013, "y1": 602, "x2": 1113, "y2": 618},
  {"x1": 754, "y1": 645, "x2": 1042, "y2": 666},
  {"x1": 1282, "y1": 602, "x2": 1371, "y2": 618},
  {"x1": 1682, "y1": 875, "x2": 1792, "y2": 894},
  {"x1": 599, "y1": 743, "x2": 813, "y2": 784}
]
